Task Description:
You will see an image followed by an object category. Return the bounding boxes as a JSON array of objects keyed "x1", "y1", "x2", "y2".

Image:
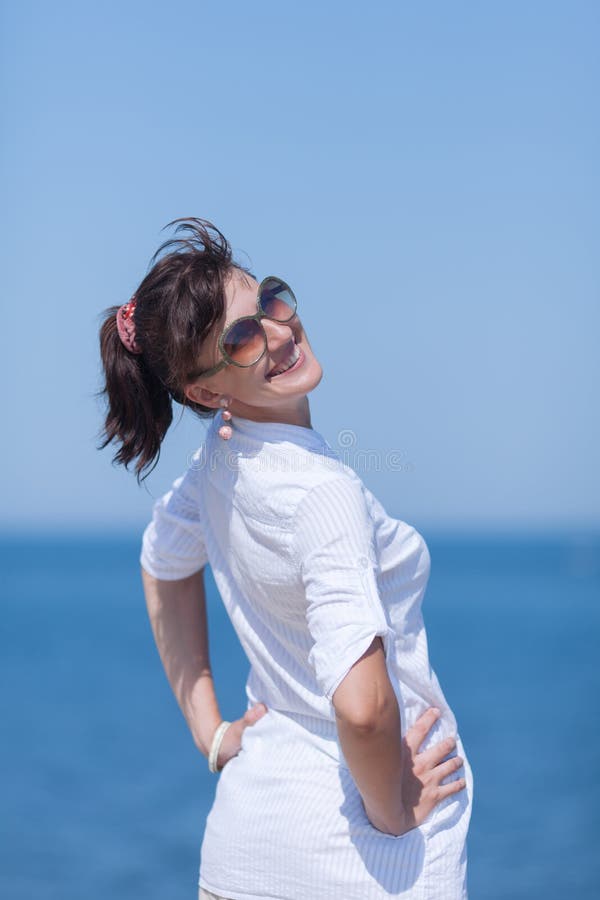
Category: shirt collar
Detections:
[{"x1": 209, "y1": 412, "x2": 335, "y2": 454}]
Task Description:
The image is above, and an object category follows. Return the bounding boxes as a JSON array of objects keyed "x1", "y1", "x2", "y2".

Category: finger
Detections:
[
  {"x1": 432, "y1": 755, "x2": 464, "y2": 783},
  {"x1": 243, "y1": 703, "x2": 267, "y2": 725},
  {"x1": 435, "y1": 776, "x2": 467, "y2": 801},
  {"x1": 405, "y1": 707, "x2": 441, "y2": 752},
  {"x1": 417, "y1": 735, "x2": 457, "y2": 768}
]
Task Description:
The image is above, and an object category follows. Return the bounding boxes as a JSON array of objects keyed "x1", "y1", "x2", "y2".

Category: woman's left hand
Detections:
[{"x1": 216, "y1": 703, "x2": 268, "y2": 770}]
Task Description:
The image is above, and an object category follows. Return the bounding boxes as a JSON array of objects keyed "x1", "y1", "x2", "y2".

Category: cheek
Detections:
[
  {"x1": 294, "y1": 319, "x2": 306, "y2": 338},
  {"x1": 228, "y1": 365, "x2": 270, "y2": 393}
]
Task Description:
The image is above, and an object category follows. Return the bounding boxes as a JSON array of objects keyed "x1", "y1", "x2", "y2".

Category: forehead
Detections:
[{"x1": 222, "y1": 269, "x2": 260, "y2": 323}]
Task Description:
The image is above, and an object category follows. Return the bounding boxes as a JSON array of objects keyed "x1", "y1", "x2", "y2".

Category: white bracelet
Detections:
[{"x1": 208, "y1": 721, "x2": 231, "y2": 773}]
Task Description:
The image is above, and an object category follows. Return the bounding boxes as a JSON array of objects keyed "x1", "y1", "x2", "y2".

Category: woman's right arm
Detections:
[
  {"x1": 333, "y1": 636, "x2": 465, "y2": 836},
  {"x1": 141, "y1": 565, "x2": 222, "y2": 758},
  {"x1": 293, "y1": 475, "x2": 466, "y2": 835}
]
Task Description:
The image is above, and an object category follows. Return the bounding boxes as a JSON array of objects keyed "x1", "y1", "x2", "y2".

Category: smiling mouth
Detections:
[{"x1": 267, "y1": 340, "x2": 301, "y2": 377}]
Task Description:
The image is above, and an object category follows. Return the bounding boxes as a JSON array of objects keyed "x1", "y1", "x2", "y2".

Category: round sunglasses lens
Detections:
[
  {"x1": 223, "y1": 319, "x2": 266, "y2": 365},
  {"x1": 259, "y1": 278, "x2": 297, "y2": 320}
]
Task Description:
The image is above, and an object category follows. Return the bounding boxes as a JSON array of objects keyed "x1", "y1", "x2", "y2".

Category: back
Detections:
[
  {"x1": 140, "y1": 412, "x2": 473, "y2": 900},
  {"x1": 198, "y1": 413, "x2": 390, "y2": 723}
]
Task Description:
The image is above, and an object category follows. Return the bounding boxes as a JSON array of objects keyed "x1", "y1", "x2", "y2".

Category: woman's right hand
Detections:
[
  {"x1": 364, "y1": 707, "x2": 466, "y2": 836},
  {"x1": 215, "y1": 702, "x2": 268, "y2": 771}
]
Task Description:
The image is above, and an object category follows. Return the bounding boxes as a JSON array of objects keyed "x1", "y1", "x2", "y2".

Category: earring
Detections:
[{"x1": 218, "y1": 397, "x2": 233, "y2": 440}]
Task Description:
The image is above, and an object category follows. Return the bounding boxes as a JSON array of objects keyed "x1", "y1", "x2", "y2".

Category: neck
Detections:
[{"x1": 228, "y1": 396, "x2": 312, "y2": 429}]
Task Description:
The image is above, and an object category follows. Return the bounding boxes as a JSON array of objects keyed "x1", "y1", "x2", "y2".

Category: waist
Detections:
[{"x1": 246, "y1": 671, "x2": 459, "y2": 757}]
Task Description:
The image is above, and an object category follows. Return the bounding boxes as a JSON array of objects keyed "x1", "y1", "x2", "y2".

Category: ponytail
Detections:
[{"x1": 96, "y1": 305, "x2": 173, "y2": 483}]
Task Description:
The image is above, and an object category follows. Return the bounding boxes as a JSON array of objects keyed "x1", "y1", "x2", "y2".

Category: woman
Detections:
[{"x1": 98, "y1": 218, "x2": 473, "y2": 899}]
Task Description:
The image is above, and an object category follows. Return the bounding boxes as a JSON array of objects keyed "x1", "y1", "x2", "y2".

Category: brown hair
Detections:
[{"x1": 96, "y1": 217, "x2": 255, "y2": 483}]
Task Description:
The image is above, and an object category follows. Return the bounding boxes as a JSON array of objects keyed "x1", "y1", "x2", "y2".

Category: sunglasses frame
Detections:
[{"x1": 197, "y1": 275, "x2": 298, "y2": 378}]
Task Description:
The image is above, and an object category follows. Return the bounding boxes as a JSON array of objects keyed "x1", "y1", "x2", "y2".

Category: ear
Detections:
[{"x1": 184, "y1": 382, "x2": 223, "y2": 409}]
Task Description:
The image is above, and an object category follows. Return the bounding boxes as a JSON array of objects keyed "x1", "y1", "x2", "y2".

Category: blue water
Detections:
[{"x1": 1, "y1": 530, "x2": 599, "y2": 899}]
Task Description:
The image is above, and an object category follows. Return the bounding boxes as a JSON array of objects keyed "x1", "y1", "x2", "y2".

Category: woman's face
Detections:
[{"x1": 184, "y1": 268, "x2": 323, "y2": 422}]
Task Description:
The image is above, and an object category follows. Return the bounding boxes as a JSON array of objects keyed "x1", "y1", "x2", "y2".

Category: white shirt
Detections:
[{"x1": 140, "y1": 413, "x2": 474, "y2": 900}]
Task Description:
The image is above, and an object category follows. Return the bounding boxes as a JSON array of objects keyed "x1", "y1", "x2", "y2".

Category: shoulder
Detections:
[
  {"x1": 292, "y1": 468, "x2": 375, "y2": 551},
  {"x1": 230, "y1": 442, "x2": 353, "y2": 527},
  {"x1": 296, "y1": 466, "x2": 366, "y2": 507},
  {"x1": 294, "y1": 467, "x2": 371, "y2": 518}
]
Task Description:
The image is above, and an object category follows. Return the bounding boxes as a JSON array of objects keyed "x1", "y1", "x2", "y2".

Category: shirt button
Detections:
[{"x1": 357, "y1": 555, "x2": 369, "y2": 569}]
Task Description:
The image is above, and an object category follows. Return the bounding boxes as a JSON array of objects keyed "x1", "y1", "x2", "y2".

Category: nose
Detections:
[{"x1": 262, "y1": 315, "x2": 297, "y2": 353}]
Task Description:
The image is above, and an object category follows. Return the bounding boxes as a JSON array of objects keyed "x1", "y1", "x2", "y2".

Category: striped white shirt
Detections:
[{"x1": 140, "y1": 413, "x2": 474, "y2": 899}]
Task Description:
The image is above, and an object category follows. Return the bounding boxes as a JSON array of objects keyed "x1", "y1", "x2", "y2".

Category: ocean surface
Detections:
[{"x1": 1, "y1": 530, "x2": 599, "y2": 899}]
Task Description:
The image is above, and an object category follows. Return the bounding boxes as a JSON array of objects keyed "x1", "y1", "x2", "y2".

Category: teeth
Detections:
[{"x1": 271, "y1": 344, "x2": 300, "y2": 376}]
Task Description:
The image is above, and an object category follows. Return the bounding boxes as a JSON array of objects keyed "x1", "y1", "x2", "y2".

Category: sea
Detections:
[{"x1": 1, "y1": 529, "x2": 599, "y2": 899}]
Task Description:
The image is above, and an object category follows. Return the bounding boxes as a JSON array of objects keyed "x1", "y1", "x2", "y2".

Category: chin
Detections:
[
  {"x1": 296, "y1": 349, "x2": 323, "y2": 389},
  {"x1": 298, "y1": 338, "x2": 323, "y2": 381},
  {"x1": 309, "y1": 358, "x2": 324, "y2": 388},
  {"x1": 298, "y1": 360, "x2": 324, "y2": 396}
]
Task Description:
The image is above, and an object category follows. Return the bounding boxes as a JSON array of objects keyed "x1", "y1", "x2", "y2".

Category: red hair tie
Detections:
[{"x1": 116, "y1": 296, "x2": 142, "y2": 354}]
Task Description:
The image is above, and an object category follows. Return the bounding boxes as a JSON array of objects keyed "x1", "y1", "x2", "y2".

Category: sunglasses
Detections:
[{"x1": 197, "y1": 275, "x2": 298, "y2": 378}]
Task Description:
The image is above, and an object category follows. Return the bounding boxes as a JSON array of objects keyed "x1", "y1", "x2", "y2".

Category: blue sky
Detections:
[{"x1": 1, "y1": 0, "x2": 598, "y2": 533}]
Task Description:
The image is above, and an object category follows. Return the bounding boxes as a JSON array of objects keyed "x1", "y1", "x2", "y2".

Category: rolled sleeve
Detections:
[
  {"x1": 140, "y1": 451, "x2": 209, "y2": 581},
  {"x1": 293, "y1": 474, "x2": 392, "y2": 702}
]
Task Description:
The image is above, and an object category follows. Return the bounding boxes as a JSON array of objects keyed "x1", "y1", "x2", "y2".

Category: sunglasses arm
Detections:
[{"x1": 193, "y1": 358, "x2": 230, "y2": 379}]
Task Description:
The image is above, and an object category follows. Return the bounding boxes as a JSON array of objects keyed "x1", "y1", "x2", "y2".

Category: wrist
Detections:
[
  {"x1": 191, "y1": 710, "x2": 222, "y2": 757},
  {"x1": 208, "y1": 720, "x2": 232, "y2": 773}
]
